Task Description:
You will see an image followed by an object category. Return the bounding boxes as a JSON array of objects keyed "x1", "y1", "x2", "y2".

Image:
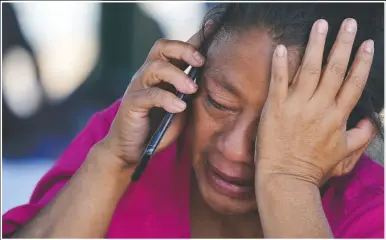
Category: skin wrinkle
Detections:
[
  {"x1": 10, "y1": 4, "x2": 382, "y2": 238},
  {"x1": 190, "y1": 29, "x2": 304, "y2": 237},
  {"x1": 191, "y1": 15, "x2": 375, "y2": 233}
]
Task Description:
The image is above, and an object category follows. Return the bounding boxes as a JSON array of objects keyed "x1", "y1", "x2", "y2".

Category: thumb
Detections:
[
  {"x1": 345, "y1": 118, "x2": 375, "y2": 155},
  {"x1": 332, "y1": 141, "x2": 371, "y2": 177},
  {"x1": 329, "y1": 118, "x2": 374, "y2": 178}
]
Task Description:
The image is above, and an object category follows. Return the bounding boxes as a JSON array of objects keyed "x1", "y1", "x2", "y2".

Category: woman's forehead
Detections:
[
  {"x1": 205, "y1": 30, "x2": 302, "y2": 85},
  {"x1": 206, "y1": 31, "x2": 272, "y2": 70},
  {"x1": 202, "y1": 31, "x2": 272, "y2": 102},
  {"x1": 207, "y1": 29, "x2": 274, "y2": 61}
]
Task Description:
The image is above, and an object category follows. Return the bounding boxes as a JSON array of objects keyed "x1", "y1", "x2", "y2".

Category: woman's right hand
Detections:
[{"x1": 98, "y1": 32, "x2": 207, "y2": 169}]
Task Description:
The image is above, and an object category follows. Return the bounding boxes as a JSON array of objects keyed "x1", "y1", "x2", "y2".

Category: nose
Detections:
[{"x1": 216, "y1": 118, "x2": 257, "y2": 165}]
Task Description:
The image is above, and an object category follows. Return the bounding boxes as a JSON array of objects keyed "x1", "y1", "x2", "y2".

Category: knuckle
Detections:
[
  {"x1": 180, "y1": 42, "x2": 197, "y2": 61},
  {"x1": 158, "y1": 92, "x2": 166, "y2": 104},
  {"x1": 147, "y1": 88, "x2": 160, "y2": 102},
  {"x1": 333, "y1": 110, "x2": 348, "y2": 127},
  {"x1": 339, "y1": 34, "x2": 354, "y2": 45},
  {"x1": 182, "y1": 42, "x2": 196, "y2": 53},
  {"x1": 328, "y1": 61, "x2": 347, "y2": 78},
  {"x1": 154, "y1": 38, "x2": 168, "y2": 49},
  {"x1": 149, "y1": 38, "x2": 168, "y2": 56},
  {"x1": 275, "y1": 62, "x2": 287, "y2": 71},
  {"x1": 359, "y1": 57, "x2": 372, "y2": 66},
  {"x1": 302, "y1": 109, "x2": 323, "y2": 123},
  {"x1": 350, "y1": 75, "x2": 366, "y2": 91},
  {"x1": 142, "y1": 59, "x2": 166, "y2": 86},
  {"x1": 273, "y1": 72, "x2": 286, "y2": 83},
  {"x1": 135, "y1": 63, "x2": 151, "y2": 89},
  {"x1": 149, "y1": 59, "x2": 165, "y2": 72},
  {"x1": 302, "y1": 63, "x2": 321, "y2": 76}
]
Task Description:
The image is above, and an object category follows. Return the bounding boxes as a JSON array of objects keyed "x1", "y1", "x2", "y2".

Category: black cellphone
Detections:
[{"x1": 131, "y1": 66, "x2": 200, "y2": 182}]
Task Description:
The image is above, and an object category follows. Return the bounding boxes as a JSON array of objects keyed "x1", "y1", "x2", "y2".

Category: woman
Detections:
[{"x1": 3, "y1": 3, "x2": 384, "y2": 238}]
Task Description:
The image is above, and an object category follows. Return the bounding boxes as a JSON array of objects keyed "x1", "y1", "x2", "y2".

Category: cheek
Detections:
[{"x1": 190, "y1": 96, "x2": 223, "y2": 165}]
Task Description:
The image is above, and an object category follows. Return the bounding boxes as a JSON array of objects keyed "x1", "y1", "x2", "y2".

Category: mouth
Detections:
[{"x1": 205, "y1": 161, "x2": 255, "y2": 200}]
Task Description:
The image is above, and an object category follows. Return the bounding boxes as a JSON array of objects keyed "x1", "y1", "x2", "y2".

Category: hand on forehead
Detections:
[{"x1": 204, "y1": 29, "x2": 303, "y2": 93}]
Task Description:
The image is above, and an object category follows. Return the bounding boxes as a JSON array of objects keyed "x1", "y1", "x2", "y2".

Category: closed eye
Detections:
[{"x1": 206, "y1": 94, "x2": 231, "y2": 111}]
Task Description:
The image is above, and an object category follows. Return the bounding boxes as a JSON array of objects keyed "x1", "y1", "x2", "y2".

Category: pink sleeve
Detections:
[
  {"x1": 2, "y1": 100, "x2": 121, "y2": 238},
  {"x1": 335, "y1": 193, "x2": 384, "y2": 238}
]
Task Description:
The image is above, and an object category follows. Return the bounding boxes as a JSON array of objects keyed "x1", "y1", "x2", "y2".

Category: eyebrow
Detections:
[{"x1": 203, "y1": 70, "x2": 242, "y2": 98}]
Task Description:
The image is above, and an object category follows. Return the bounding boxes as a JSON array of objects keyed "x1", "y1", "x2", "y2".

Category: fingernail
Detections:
[
  {"x1": 317, "y1": 19, "x2": 328, "y2": 34},
  {"x1": 275, "y1": 45, "x2": 286, "y2": 57},
  {"x1": 188, "y1": 80, "x2": 198, "y2": 90},
  {"x1": 173, "y1": 99, "x2": 186, "y2": 110},
  {"x1": 364, "y1": 40, "x2": 374, "y2": 54},
  {"x1": 344, "y1": 18, "x2": 357, "y2": 33},
  {"x1": 193, "y1": 51, "x2": 204, "y2": 65}
]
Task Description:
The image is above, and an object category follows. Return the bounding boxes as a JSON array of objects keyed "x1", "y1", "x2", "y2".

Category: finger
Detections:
[
  {"x1": 268, "y1": 45, "x2": 289, "y2": 103},
  {"x1": 345, "y1": 118, "x2": 374, "y2": 155},
  {"x1": 313, "y1": 19, "x2": 357, "y2": 102},
  {"x1": 172, "y1": 20, "x2": 216, "y2": 69},
  {"x1": 142, "y1": 59, "x2": 198, "y2": 94},
  {"x1": 333, "y1": 126, "x2": 373, "y2": 177},
  {"x1": 332, "y1": 146, "x2": 364, "y2": 177},
  {"x1": 147, "y1": 39, "x2": 205, "y2": 68},
  {"x1": 336, "y1": 40, "x2": 374, "y2": 113},
  {"x1": 128, "y1": 87, "x2": 187, "y2": 116},
  {"x1": 290, "y1": 19, "x2": 328, "y2": 100}
]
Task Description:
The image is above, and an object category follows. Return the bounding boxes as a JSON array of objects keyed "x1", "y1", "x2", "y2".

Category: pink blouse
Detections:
[{"x1": 2, "y1": 100, "x2": 384, "y2": 238}]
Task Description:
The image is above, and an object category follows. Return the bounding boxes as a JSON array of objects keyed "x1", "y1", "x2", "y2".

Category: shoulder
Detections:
[{"x1": 323, "y1": 155, "x2": 384, "y2": 238}]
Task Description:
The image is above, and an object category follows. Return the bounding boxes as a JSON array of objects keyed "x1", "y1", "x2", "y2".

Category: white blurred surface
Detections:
[
  {"x1": 2, "y1": 46, "x2": 43, "y2": 118},
  {"x1": 12, "y1": 2, "x2": 101, "y2": 102},
  {"x1": 139, "y1": 2, "x2": 206, "y2": 41},
  {"x1": 2, "y1": 159, "x2": 54, "y2": 213},
  {"x1": 2, "y1": 1, "x2": 208, "y2": 215}
]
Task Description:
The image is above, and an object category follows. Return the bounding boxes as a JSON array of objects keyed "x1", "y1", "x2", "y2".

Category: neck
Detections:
[{"x1": 190, "y1": 171, "x2": 263, "y2": 238}]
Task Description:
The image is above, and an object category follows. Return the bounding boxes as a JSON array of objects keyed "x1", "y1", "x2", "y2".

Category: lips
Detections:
[
  {"x1": 210, "y1": 164, "x2": 254, "y2": 187},
  {"x1": 205, "y1": 161, "x2": 255, "y2": 199}
]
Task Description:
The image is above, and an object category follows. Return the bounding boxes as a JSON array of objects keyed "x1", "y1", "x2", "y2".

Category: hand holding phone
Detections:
[
  {"x1": 131, "y1": 67, "x2": 200, "y2": 182},
  {"x1": 98, "y1": 36, "x2": 204, "y2": 178}
]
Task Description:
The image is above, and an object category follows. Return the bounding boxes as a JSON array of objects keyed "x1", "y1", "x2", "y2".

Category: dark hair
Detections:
[{"x1": 198, "y1": 3, "x2": 384, "y2": 137}]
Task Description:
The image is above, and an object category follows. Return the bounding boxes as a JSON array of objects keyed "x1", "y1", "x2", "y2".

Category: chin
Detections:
[{"x1": 203, "y1": 189, "x2": 258, "y2": 215}]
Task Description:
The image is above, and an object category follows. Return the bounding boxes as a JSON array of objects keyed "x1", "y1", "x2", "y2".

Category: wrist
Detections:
[
  {"x1": 256, "y1": 156, "x2": 325, "y2": 187},
  {"x1": 257, "y1": 171, "x2": 318, "y2": 188},
  {"x1": 256, "y1": 170, "x2": 320, "y2": 198},
  {"x1": 255, "y1": 168, "x2": 330, "y2": 238},
  {"x1": 87, "y1": 141, "x2": 137, "y2": 178}
]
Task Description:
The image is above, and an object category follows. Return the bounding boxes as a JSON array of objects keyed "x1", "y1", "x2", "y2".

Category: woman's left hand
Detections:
[{"x1": 256, "y1": 18, "x2": 375, "y2": 187}]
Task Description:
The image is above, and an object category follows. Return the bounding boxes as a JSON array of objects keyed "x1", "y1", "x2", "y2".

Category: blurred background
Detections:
[
  {"x1": 1, "y1": 2, "x2": 384, "y2": 213},
  {"x1": 2, "y1": 1, "x2": 217, "y2": 213}
]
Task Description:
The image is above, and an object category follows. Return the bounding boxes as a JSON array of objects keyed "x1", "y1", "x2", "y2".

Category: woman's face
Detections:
[{"x1": 190, "y1": 30, "x2": 299, "y2": 214}]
